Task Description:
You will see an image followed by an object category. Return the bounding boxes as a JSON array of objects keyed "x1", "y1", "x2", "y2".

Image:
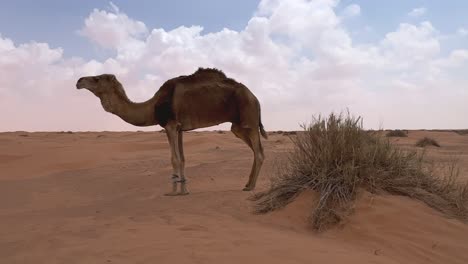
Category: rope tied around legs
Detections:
[
  {"x1": 171, "y1": 174, "x2": 187, "y2": 183},
  {"x1": 165, "y1": 174, "x2": 189, "y2": 196},
  {"x1": 171, "y1": 174, "x2": 180, "y2": 183}
]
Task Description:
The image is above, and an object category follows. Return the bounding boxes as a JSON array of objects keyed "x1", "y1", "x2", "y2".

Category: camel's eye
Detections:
[{"x1": 92, "y1": 77, "x2": 99, "y2": 82}]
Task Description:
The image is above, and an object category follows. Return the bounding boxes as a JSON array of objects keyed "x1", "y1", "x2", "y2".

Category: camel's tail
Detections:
[
  {"x1": 260, "y1": 122, "x2": 268, "y2": 139},
  {"x1": 259, "y1": 104, "x2": 268, "y2": 139}
]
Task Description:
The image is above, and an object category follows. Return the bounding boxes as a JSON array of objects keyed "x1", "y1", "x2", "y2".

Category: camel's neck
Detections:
[{"x1": 100, "y1": 85, "x2": 157, "y2": 127}]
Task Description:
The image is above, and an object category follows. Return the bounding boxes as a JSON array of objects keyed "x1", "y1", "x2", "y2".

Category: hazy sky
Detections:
[{"x1": 1, "y1": 0, "x2": 467, "y2": 131}]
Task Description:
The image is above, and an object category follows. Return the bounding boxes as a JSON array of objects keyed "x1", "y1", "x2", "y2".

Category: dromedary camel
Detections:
[{"x1": 76, "y1": 68, "x2": 267, "y2": 195}]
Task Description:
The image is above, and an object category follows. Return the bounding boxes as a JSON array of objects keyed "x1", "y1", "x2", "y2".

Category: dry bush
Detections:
[
  {"x1": 386, "y1": 129, "x2": 408, "y2": 137},
  {"x1": 283, "y1": 131, "x2": 297, "y2": 136},
  {"x1": 56, "y1": 131, "x2": 73, "y2": 134},
  {"x1": 416, "y1": 137, "x2": 441, "y2": 148},
  {"x1": 454, "y1": 130, "x2": 468, "y2": 135},
  {"x1": 251, "y1": 112, "x2": 468, "y2": 231}
]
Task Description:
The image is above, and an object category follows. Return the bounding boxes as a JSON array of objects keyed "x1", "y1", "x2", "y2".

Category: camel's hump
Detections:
[
  {"x1": 193, "y1": 67, "x2": 227, "y2": 78},
  {"x1": 169, "y1": 67, "x2": 230, "y2": 84}
]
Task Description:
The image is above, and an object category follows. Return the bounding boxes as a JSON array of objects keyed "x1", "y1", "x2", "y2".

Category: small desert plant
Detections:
[
  {"x1": 251, "y1": 112, "x2": 468, "y2": 231},
  {"x1": 283, "y1": 131, "x2": 297, "y2": 136},
  {"x1": 453, "y1": 130, "x2": 468, "y2": 135},
  {"x1": 416, "y1": 137, "x2": 441, "y2": 148},
  {"x1": 386, "y1": 129, "x2": 408, "y2": 137},
  {"x1": 56, "y1": 131, "x2": 73, "y2": 134}
]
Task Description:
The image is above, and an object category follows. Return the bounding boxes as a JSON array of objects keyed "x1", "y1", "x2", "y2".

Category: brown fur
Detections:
[{"x1": 76, "y1": 68, "x2": 267, "y2": 194}]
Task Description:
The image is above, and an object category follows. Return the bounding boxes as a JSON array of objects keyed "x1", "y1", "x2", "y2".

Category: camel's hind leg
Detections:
[
  {"x1": 177, "y1": 129, "x2": 188, "y2": 194},
  {"x1": 231, "y1": 124, "x2": 265, "y2": 191}
]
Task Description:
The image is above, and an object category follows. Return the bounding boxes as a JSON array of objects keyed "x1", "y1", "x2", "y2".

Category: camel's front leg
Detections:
[
  {"x1": 164, "y1": 123, "x2": 188, "y2": 196},
  {"x1": 165, "y1": 127, "x2": 179, "y2": 196}
]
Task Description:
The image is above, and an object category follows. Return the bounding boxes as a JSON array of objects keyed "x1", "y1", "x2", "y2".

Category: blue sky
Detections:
[
  {"x1": 1, "y1": 1, "x2": 466, "y2": 58},
  {"x1": 0, "y1": 1, "x2": 259, "y2": 59},
  {"x1": 1, "y1": 0, "x2": 468, "y2": 131}
]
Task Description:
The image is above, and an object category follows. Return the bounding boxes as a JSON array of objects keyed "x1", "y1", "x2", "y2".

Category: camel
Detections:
[{"x1": 76, "y1": 68, "x2": 267, "y2": 195}]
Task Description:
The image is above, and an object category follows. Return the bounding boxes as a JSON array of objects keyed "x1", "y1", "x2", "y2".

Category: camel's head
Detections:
[
  {"x1": 76, "y1": 74, "x2": 125, "y2": 113},
  {"x1": 76, "y1": 74, "x2": 120, "y2": 97}
]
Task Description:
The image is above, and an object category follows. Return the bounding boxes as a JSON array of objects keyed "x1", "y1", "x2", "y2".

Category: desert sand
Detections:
[{"x1": 1, "y1": 130, "x2": 468, "y2": 264}]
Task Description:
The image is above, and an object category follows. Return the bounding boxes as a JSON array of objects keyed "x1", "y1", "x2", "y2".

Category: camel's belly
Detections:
[
  {"x1": 177, "y1": 104, "x2": 236, "y2": 130},
  {"x1": 173, "y1": 85, "x2": 238, "y2": 130}
]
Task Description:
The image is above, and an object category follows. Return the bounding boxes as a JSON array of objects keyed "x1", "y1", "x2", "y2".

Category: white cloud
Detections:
[
  {"x1": 342, "y1": 4, "x2": 361, "y2": 18},
  {"x1": 433, "y1": 49, "x2": 468, "y2": 68},
  {"x1": 408, "y1": 7, "x2": 427, "y2": 17},
  {"x1": 1, "y1": 1, "x2": 468, "y2": 131},
  {"x1": 381, "y1": 22, "x2": 440, "y2": 64},
  {"x1": 78, "y1": 2, "x2": 148, "y2": 61},
  {"x1": 457, "y1": 27, "x2": 468, "y2": 37}
]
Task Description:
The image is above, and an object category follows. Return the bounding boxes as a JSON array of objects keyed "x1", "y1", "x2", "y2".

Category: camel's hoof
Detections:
[{"x1": 243, "y1": 187, "x2": 253, "y2": 191}]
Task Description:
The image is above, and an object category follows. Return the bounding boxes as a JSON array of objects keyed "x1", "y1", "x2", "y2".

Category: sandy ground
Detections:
[{"x1": 1, "y1": 130, "x2": 468, "y2": 264}]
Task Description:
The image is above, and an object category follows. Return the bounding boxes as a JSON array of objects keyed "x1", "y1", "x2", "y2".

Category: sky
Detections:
[{"x1": 1, "y1": 0, "x2": 467, "y2": 131}]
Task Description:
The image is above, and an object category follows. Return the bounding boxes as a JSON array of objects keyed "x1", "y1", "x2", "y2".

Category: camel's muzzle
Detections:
[{"x1": 76, "y1": 78, "x2": 85, "y2": 89}]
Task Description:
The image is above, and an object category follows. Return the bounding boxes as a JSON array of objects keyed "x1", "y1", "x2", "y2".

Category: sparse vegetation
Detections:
[
  {"x1": 269, "y1": 131, "x2": 281, "y2": 135},
  {"x1": 416, "y1": 137, "x2": 441, "y2": 148},
  {"x1": 56, "y1": 131, "x2": 74, "y2": 134},
  {"x1": 282, "y1": 131, "x2": 297, "y2": 136},
  {"x1": 386, "y1": 129, "x2": 408, "y2": 137},
  {"x1": 454, "y1": 130, "x2": 468, "y2": 135},
  {"x1": 422, "y1": 129, "x2": 468, "y2": 135},
  {"x1": 251, "y1": 112, "x2": 468, "y2": 231}
]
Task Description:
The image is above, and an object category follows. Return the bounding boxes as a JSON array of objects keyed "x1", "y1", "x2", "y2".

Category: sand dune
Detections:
[{"x1": 1, "y1": 130, "x2": 468, "y2": 263}]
